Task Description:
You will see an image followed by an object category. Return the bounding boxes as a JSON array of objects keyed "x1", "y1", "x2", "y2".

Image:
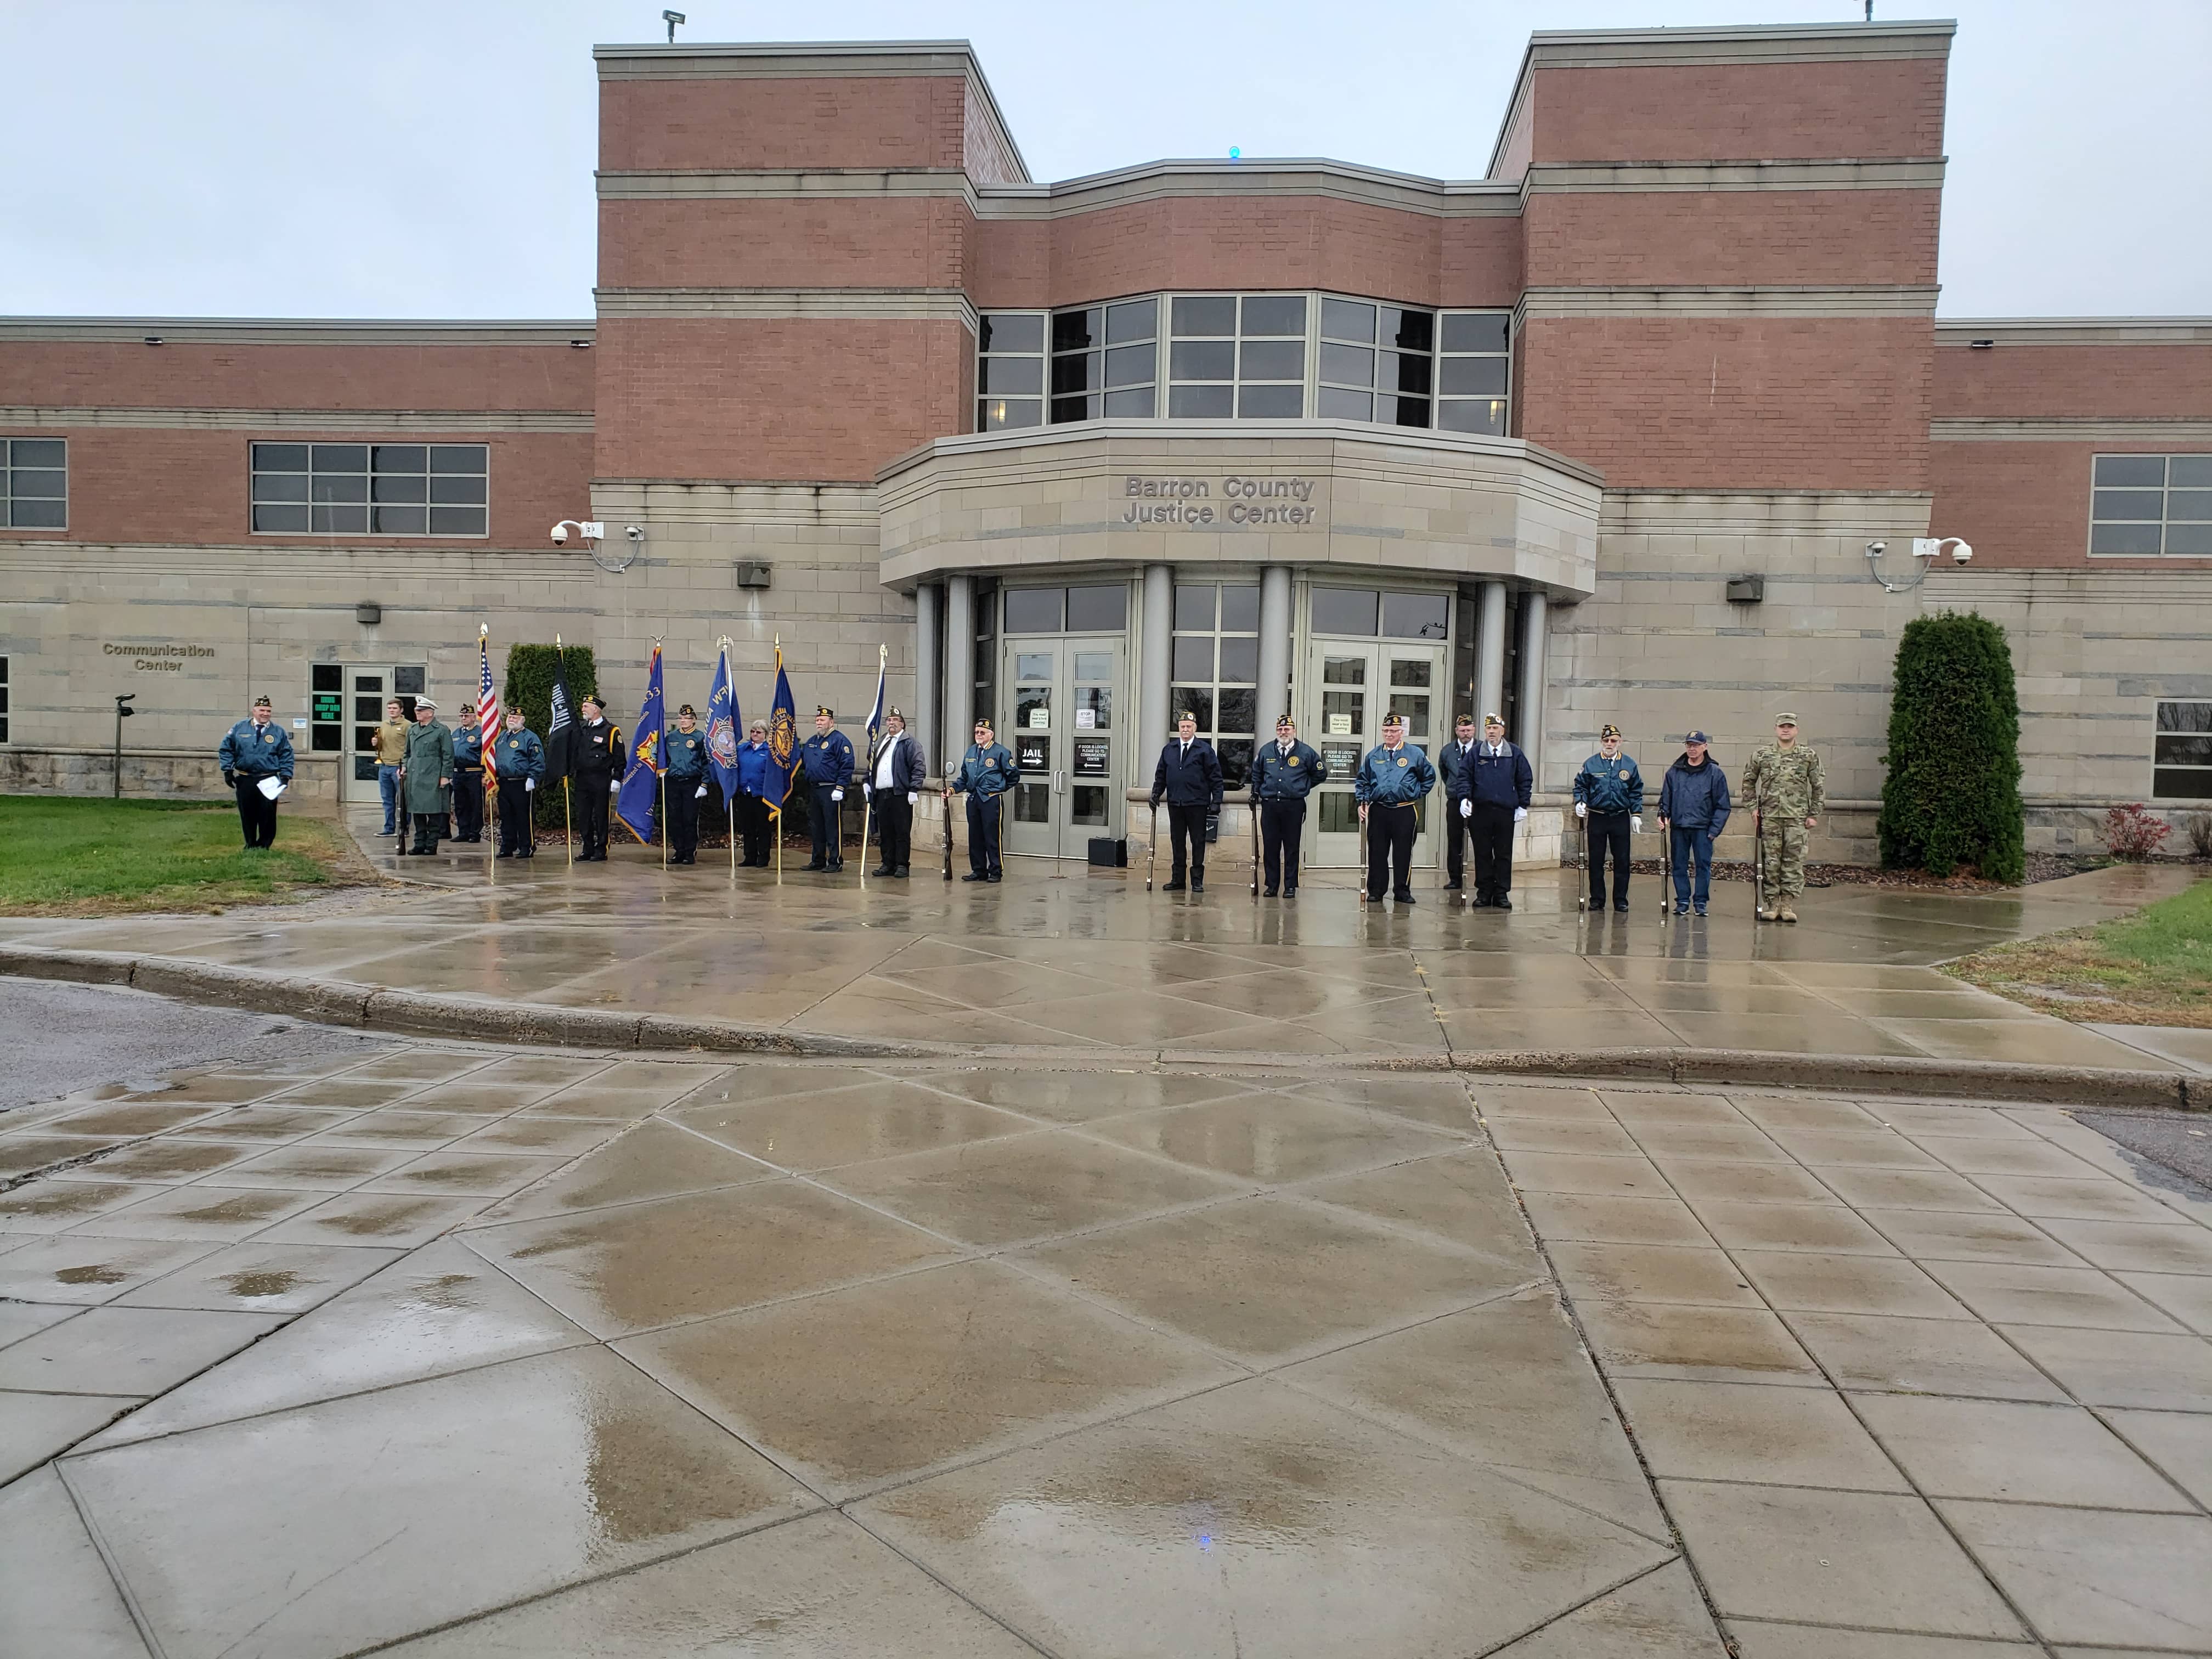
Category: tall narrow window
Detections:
[
  {"x1": 977, "y1": 313, "x2": 1046, "y2": 431},
  {"x1": 1051, "y1": 298, "x2": 1158, "y2": 422},
  {"x1": 1319, "y1": 300, "x2": 1434, "y2": 427},
  {"x1": 1436, "y1": 312, "x2": 1511, "y2": 436},
  {"x1": 3, "y1": 437, "x2": 66, "y2": 528},
  {"x1": 1170, "y1": 582, "x2": 1261, "y2": 786},
  {"x1": 2154, "y1": 701, "x2": 2212, "y2": 800}
]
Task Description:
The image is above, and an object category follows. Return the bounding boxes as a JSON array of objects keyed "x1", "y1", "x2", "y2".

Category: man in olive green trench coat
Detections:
[{"x1": 398, "y1": 695, "x2": 455, "y2": 856}]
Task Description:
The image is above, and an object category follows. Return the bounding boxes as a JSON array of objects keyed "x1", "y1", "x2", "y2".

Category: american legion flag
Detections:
[{"x1": 476, "y1": 628, "x2": 500, "y2": 781}]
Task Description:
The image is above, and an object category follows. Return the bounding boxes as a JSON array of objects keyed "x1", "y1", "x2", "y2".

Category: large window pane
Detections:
[
  {"x1": 2090, "y1": 521, "x2": 2162, "y2": 555},
  {"x1": 1437, "y1": 398, "x2": 1508, "y2": 436},
  {"x1": 1321, "y1": 298, "x2": 1375, "y2": 343},
  {"x1": 1240, "y1": 385, "x2": 1303, "y2": 418},
  {"x1": 2166, "y1": 491, "x2": 2212, "y2": 521},
  {"x1": 1052, "y1": 353, "x2": 1101, "y2": 394},
  {"x1": 1104, "y1": 344, "x2": 1154, "y2": 387},
  {"x1": 1005, "y1": 588, "x2": 1063, "y2": 633},
  {"x1": 1221, "y1": 585, "x2": 1260, "y2": 631},
  {"x1": 2095, "y1": 489, "x2": 2164, "y2": 521},
  {"x1": 1318, "y1": 387, "x2": 1372, "y2": 420},
  {"x1": 1312, "y1": 588, "x2": 1379, "y2": 635},
  {"x1": 979, "y1": 356, "x2": 1042, "y2": 394},
  {"x1": 979, "y1": 313, "x2": 1043, "y2": 353},
  {"x1": 1442, "y1": 312, "x2": 1510, "y2": 353},
  {"x1": 2167, "y1": 522, "x2": 2212, "y2": 556},
  {"x1": 1169, "y1": 385, "x2": 1233, "y2": 419},
  {"x1": 252, "y1": 503, "x2": 309, "y2": 533},
  {"x1": 2093, "y1": 455, "x2": 2164, "y2": 488},
  {"x1": 311, "y1": 443, "x2": 368, "y2": 472},
  {"x1": 1440, "y1": 356, "x2": 1509, "y2": 396},
  {"x1": 1105, "y1": 298, "x2": 1156, "y2": 343},
  {"x1": 428, "y1": 445, "x2": 484, "y2": 475},
  {"x1": 1381, "y1": 308, "x2": 1434, "y2": 353},
  {"x1": 1384, "y1": 594, "x2": 1451, "y2": 641},
  {"x1": 373, "y1": 444, "x2": 426, "y2": 472},
  {"x1": 1321, "y1": 342, "x2": 1373, "y2": 386},
  {"x1": 1174, "y1": 584, "x2": 1215, "y2": 629},
  {"x1": 1172, "y1": 295, "x2": 1236, "y2": 336},
  {"x1": 1239, "y1": 338, "x2": 1303, "y2": 381},
  {"x1": 251, "y1": 442, "x2": 309, "y2": 472},
  {"x1": 981, "y1": 398, "x2": 1042, "y2": 430},
  {"x1": 1066, "y1": 584, "x2": 1127, "y2": 631},
  {"x1": 373, "y1": 473, "x2": 427, "y2": 503},
  {"x1": 430, "y1": 473, "x2": 486, "y2": 505},
  {"x1": 1053, "y1": 309, "x2": 1099, "y2": 353},
  {"x1": 1218, "y1": 637, "x2": 1258, "y2": 683},
  {"x1": 1173, "y1": 637, "x2": 1215, "y2": 681},
  {"x1": 428, "y1": 506, "x2": 486, "y2": 535},
  {"x1": 8, "y1": 438, "x2": 65, "y2": 469},
  {"x1": 9, "y1": 499, "x2": 65, "y2": 528},
  {"x1": 2170, "y1": 456, "x2": 2212, "y2": 487},
  {"x1": 1103, "y1": 388, "x2": 1155, "y2": 417},
  {"x1": 1172, "y1": 687, "x2": 1214, "y2": 730},
  {"x1": 374, "y1": 505, "x2": 428, "y2": 534},
  {"x1": 1171, "y1": 340, "x2": 1235, "y2": 381},
  {"x1": 1242, "y1": 295, "x2": 1305, "y2": 336}
]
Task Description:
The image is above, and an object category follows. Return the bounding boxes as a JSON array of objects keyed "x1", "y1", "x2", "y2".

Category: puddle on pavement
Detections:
[
  {"x1": 219, "y1": 1269, "x2": 301, "y2": 1299},
  {"x1": 315, "y1": 1198, "x2": 453, "y2": 1236},
  {"x1": 55, "y1": 1262, "x2": 131, "y2": 1285}
]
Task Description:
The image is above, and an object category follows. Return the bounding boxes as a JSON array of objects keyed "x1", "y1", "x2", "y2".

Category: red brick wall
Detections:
[
  {"x1": 1524, "y1": 189, "x2": 1939, "y2": 288},
  {"x1": 599, "y1": 198, "x2": 972, "y2": 291},
  {"x1": 0, "y1": 341, "x2": 593, "y2": 413},
  {"x1": 0, "y1": 427, "x2": 591, "y2": 548},
  {"x1": 1935, "y1": 342, "x2": 2212, "y2": 420},
  {"x1": 1519, "y1": 316, "x2": 1933, "y2": 490},
  {"x1": 599, "y1": 75, "x2": 967, "y2": 172},
  {"x1": 963, "y1": 87, "x2": 1024, "y2": 185},
  {"x1": 1529, "y1": 59, "x2": 1948, "y2": 163},
  {"x1": 592, "y1": 317, "x2": 969, "y2": 481}
]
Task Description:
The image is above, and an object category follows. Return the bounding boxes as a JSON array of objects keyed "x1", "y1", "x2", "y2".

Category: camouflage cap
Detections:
[{"x1": 1775, "y1": 712, "x2": 1799, "y2": 725}]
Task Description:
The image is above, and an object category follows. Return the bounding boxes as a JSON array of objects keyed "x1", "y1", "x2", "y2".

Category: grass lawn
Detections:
[
  {"x1": 0, "y1": 796, "x2": 371, "y2": 916},
  {"x1": 1945, "y1": 874, "x2": 2212, "y2": 1028}
]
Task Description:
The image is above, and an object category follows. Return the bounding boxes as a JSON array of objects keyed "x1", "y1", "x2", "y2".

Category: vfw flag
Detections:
[{"x1": 615, "y1": 644, "x2": 666, "y2": 843}]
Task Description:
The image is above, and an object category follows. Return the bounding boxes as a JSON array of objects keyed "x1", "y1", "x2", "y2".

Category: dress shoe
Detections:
[
  {"x1": 803, "y1": 861, "x2": 826, "y2": 872},
  {"x1": 1393, "y1": 890, "x2": 1415, "y2": 905},
  {"x1": 961, "y1": 872, "x2": 985, "y2": 882},
  {"x1": 1283, "y1": 884, "x2": 1296, "y2": 896},
  {"x1": 1190, "y1": 881, "x2": 1204, "y2": 893},
  {"x1": 986, "y1": 872, "x2": 1002, "y2": 882},
  {"x1": 1162, "y1": 880, "x2": 1186, "y2": 892},
  {"x1": 1443, "y1": 879, "x2": 1463, "y2": 890},
  {"x1": 1263, "y1": 887, "x2": 1278, "y2": 898},
  {"x1": 1493, "y1": 895, "x2": 1513, "y2": 911},
  {"x1": 894, "y1": 866, "x2": 909, "y2": 878},
  {"x1": 1614, "y1": 901, "x2": 1629, "y2": 912},
  {"x1": 872, "y1": 865, "x2": 894, "y2": 877}
]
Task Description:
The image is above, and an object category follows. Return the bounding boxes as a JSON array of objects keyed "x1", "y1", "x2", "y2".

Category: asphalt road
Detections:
[
  {"x1": 2076, "y1": 1107, "x2": 2212, "y2": 1197},
  {"x1": 0, "y1": 977, "x2": 386, "y2": 1113}
]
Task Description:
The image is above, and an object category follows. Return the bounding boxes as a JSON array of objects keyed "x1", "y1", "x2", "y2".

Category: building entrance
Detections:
[
  {"x1": 338, "y1": 663, "x2": 426, "y2": 805},
  {"x1": 1000, "y1": 636, "x2": 1125, "y2": 859},
  {"x1": 1305, "y1": 640, "x2": 1447, "y2": 867}
]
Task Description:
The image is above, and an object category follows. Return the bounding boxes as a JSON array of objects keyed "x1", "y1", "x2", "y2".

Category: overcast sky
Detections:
[{"x1": 3, "y1": 0, "x2": 2205, "y2": 320}]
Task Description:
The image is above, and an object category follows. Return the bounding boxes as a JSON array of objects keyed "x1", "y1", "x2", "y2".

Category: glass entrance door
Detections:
[
  {"x1": 1305, "y1": 642, "x2": 1447, "y2": 867},
  {"x1": 1002, "y1": 637, "x2": 1125, "y2": 859},
  {"x1": 344, "y1": 663, "x2": 426, "y2": 805}
]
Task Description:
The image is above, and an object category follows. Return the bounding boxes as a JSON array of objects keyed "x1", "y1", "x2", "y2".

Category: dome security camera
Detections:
[
  {"x1": 1950, "y1": 539, "x2": 1973, "y2": 564},
  {"x1": 550, "y1": 523, "x2": 569, "y2": 545}
]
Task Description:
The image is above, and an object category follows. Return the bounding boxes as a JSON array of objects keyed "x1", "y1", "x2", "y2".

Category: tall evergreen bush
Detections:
[
  {"x1": 504, "y1": 644, "x2": 598, "y2": 828},
  {"x1": 1878, "y1": 611, "x2": 2024, "y2": 883}
]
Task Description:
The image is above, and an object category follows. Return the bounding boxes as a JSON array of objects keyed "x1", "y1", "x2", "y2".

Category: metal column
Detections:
[
  {"x1": 912, "y1": 581, "x2": 940, "y2": 777},
  {"x1": 1256, "y1": 565, "x2": 1292, "y2": 729},
  {"x1": 1141, "y1": 563, "x2": 1172, "y2": 744},
  {"x1": 944, "y1": 574, "x2": 974, "y2": 756},
  {"x1": 1476, "y1": 579, "x2": 1507, "y2": 723}
]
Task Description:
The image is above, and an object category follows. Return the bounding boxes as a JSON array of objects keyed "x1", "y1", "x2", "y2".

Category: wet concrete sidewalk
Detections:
[
  {"x1": 3, "y1": 1037, "x2": 2210, "y2": 1655},
  {"x1": 2, "y1": 811, "x2": 2203, "y2": 1072}
]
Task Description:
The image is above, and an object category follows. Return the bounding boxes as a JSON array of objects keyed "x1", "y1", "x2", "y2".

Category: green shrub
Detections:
[
  {"x1": 1878, "y1": 611, "x2": 2025, "y2": 883},
  {"x1": 504, "y1": 644, "x2": 599, "y2": 828}
]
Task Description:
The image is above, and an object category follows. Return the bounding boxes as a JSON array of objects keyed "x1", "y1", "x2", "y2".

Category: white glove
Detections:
[
  {"x1": 906, "y1": 791, "x2": 918, "y2": 806},
  {"x1": 610, "y1": 779, "x2": 620, "y2": 794},
  {"x1": 862, "y1": 784, "x2": 873, "y2": 797},
  {"x1": 831, "y1": 788, "x2": 844, "y2": 802},
  {"x1": 1513, "y1": 807, "x2": 1527, "y2": 823},
  {"x1": 1574, "y1": 802, "x2": 1587, "y2": 819},
  {"x1": 1632, "y1": 815, "x2": 1643, "y2": 834},
  {"x1": 1458, "y1": 798, "x2": 1472, "y2": 819},
  {"x1": 695, "y1": 785, "x2": 707, "y2": 799},
  {"x1": 524, "y1": 778, "x2": 535, "y2": 793}
]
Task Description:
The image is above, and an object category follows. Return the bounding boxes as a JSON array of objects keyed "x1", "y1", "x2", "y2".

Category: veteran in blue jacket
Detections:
[
  {"x1": 217, "y1": 694, "x2": 295, "y2": 850},
  {"x1": 1464, "y1": 713, "x2": 1533, "y2": 909},
  {"x1": 1353, "y1": 711, "x2": 1437, "y2": 904},
  {"x1": 1573, "y1": 723, "x2": 1646, "y2": 912},
  {"x1": 864, "y1": 708, "x2": 928, "y2": 878},
  {"x1": 1150, "y1": 710, "x2": 1223, "y2": 893},
  {"x1": 732, "y1": 719, "x2": 776, "y2": 867},
  {"x1": 662, "y1": 703, "x2": 712, "y2": 865},
  {"x1": 489, "y1": 708, "x2": 544, "y2": 859},
  {"x1": 1656, "y1": 730, "x2": 1732, "y2": 916},
  {"x1": 950, "y1": 716, "x2": 1019, "y2": 882},
  {"x1": 800, "y1": 706, "x2": 855, "y2": 872},
  {"x1": 1249, "y1": 713, "x2": 1327, "y2": 898}
]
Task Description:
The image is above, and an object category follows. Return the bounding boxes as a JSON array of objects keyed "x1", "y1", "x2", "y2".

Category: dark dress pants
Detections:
[
  {"x1": 1366, "y1": 803, "x2": 1417, "y2": 899},
  {"x1": 453, "y1": 770, "x2": 483, "y2": 840},
  {"x1": 1469, "y1": 802, "x2": 1516, "y2": 900},
  {"x1": 234, "y1": 778, "x2": 279, "y2": 849},
  {"x1": 1588, "y1": 810, "x2": 1631, "y2": 907},
  {"x1": 668, "y1": 779, "x2": 701, "y2": 861},
  {"x1": 875, "y1": 790, "x2": 913, "y2": 871},
  {"x1": 1166, "y1": 803, "x2": 1207, "y2": 886},
  {"x1": 1443, "y1": 802, "x2": 1474, "y2": 885},
  {"x1": 1259, "y1": 798, "x2": 1305, "y2": 892},
  {"x1": 496, "y1": 785, "x2": 534, "y2": 856},
  {"x1": 736, "y1": 794, "x2": 771, "y2": 865},
  {"x1": 966, "y1": 793, "x2": 1002, "y2": 877},
  {"x1": 575, "y1": 780, "x2": 611, "y2": 858},
  {"x1": 808, "y1": 783, "x2": 843, "y2": 867},
  {"x1": 408, "y1": 809, "x2": 445, "y2": 855}
]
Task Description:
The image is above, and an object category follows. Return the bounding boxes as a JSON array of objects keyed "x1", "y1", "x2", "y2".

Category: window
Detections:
[
  {"x1": 1319, "y1": 299, "x2": 1434, "y2": 427},
  {"x1": 1051, "y1": 300, "x2": 1158, "y2": 422},
  {"x1": 251, "y1": 443, "x2": 488, "y2": 536},
  {"x1": 1437, "y1": 312, "x2": 1511, "y2": 436},
  {"x1": 3, "y1": 438, "x2": 66, "y2": 529},
  {"x1": 1002, "y1": 584, "x2": 1128, "y2": 634},
  {"x1": 2155, "y1": 702, "x2": 2212, "y2": 800},
  {"x1": 977, "y1": 313, "x2": 1045, "y2": 431},
  {"x1": 0, "y1": 654, "x2": 9, "y2": 743},
  {"x1": 2091, "y1": 455, "x2": 2212, "y2": 556},
  {"x1": 309, "y1": 663, "x2": 344, "y2": 753},
  {"x1": 1310, "y1": 586, "x2": 1449, "y2": 639},
  {"x1": 1171, "y1": 582, "x2": 1260, "y2": 786},
  {"x1": 1170, "y1": 294, "x2": 1306, "y2": 419}
]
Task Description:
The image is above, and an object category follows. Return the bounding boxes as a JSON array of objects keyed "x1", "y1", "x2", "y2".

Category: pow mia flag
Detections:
[{"x1": 544, "y1": 645, "x2": 577, "y2": 783}]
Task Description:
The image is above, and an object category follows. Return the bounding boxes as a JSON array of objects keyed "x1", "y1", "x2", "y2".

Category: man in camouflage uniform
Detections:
[{"x1": 1742, "y1": 712, "x2": 1825, "y2": 923}]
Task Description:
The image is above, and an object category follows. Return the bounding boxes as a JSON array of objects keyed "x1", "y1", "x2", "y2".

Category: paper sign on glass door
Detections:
[{"x1": 1328, "y1": 714, "x2": 1352, "y2": 736}]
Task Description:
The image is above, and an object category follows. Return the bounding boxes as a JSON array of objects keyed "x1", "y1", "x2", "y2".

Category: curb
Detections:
[{"x1": 3, "y1": 945, "x2": 2201, "y2": 1111}]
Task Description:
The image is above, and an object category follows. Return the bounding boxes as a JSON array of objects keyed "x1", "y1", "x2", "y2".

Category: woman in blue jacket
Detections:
[
  {"x1": 1656, "y1": 730, "x2": 1731, "y2": 916},
  {"x1": 732, "y1": 718, "x2": 776, "y2": 867}
]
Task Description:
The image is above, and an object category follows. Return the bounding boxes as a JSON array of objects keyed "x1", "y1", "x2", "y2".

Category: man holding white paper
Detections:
[{"x1": 218, "y1": 694, "x2": 295, "y2": 850}]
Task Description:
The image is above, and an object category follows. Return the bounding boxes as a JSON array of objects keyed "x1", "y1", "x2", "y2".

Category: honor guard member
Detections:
[
  {"x1": 397, "y1": 695, "x2": 454, "y2": 856},
  {"x1": 733, "y1": 718, "x2": 775, "y2": 866},
  {"x1": 865, "y1": 708, "x2": 926, "y2": 878},
  {"x1": 1437, "y1": 714, "x2": 1481, "y2": 891},
  {"x1": 374, "y1": 698, "x2": 409, "y2": 836},
  {"x1": 1743, "y1": 712, "x2": 1825, "y2": 923},
  {"x1": 1465, "y1": 714, "x2": 1533, "y2": 909},
  {"x1": 800, "y1": 706, "x2": 855, "y2": 872},
  {"x1": 491, "y1": 707, "x2": 543, "y2": 858},
  {"x1": 1657, "y1": 730, "x2": 1731, "y2": 916},
  {"x1": 1150, "y1": 710, "x2": 1223, "y2": 893},
  {"x1": 571, "y1": 694, "x2": 621, "y2": 861},
  {"x1": 663, "y1": 704, "x2": 710, "y2": 865},
  {"x1": 1250, "y1": 714, "x2": 1327, "y2": 897},
  {"x1": 1573, "y1": 724, "x2": 1646, "y2": 912},
  {"x1": 450, "y1": 701, "x2": 486, "y2": 843},
  {"x1": 950, "y1": 716, "x2": 1018, "y2": 881},
  {"x1": 218, "y1": 695, "x2": 295, "y2": 850},
  {"x1": 1353, "y1": 711, "x2": 1437, "y2": 904}
]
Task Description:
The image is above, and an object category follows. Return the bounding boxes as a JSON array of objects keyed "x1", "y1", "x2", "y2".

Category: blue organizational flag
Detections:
[
  {"x1": 765, "y1": 645, "x2": 799, "y2": 819},
  {"x1": 705, "y1": 641, "x2": 741, "y2": 802},
  {"x1": 615, "y1": 642, "x2": 665, "y2": 843}
]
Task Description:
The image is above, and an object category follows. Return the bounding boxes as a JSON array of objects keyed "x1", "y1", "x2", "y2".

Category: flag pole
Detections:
[
  {"x1": 722, "y1": 636, "x2": 737, "y2": 883},
  {"x1": 773, "y1": 635, "x2": 783, "y2": 888},
  {"x1": 482, "y1": 624, "x2": 495, "y2": 888}
]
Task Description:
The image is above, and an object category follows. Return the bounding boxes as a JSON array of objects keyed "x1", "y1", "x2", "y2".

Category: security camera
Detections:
[
  {"x1": 1866, "y1": 540, "x2": 1886, "y2": 558},
  {"x1": 1951, "y1": 540, "x2": 1973, "y2": 564},
  {"x1": 624, "y1": 524, "x2": 645, "y2": 544},
  {"x1": 550, "y1": 523, "x2": 569, "y2": 545}
]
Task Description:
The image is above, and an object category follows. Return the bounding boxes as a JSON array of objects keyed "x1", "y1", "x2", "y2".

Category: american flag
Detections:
[{"x1": 477, "y1": 629, "x2": 500, "y2": 784}]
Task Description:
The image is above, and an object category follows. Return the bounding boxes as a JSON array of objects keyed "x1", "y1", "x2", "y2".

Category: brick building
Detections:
[{"x1": 2, "y1": 19, "x2": 2206, "y2": 866}]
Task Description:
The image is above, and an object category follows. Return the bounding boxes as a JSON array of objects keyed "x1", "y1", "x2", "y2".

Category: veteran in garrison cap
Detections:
[
  {"x1": 865, "y1": 707, "x2": 927, "y2": 878},
  {"x1": 1573, "y1": 723, "x2": 1645, "y2": 912},
  {"x1": 1249, "y1": 713, "x2": 1328, "y2": 897},
  {"x1": 1743, "y1": 712, "x2": 1824, "y2": 922},
  {"x1": 397, "y1": 695, "x2": 453, "y2": 857},
  {"x1": 663, "y1": 703, "x2": 710, "y2": 865},
  {"x1": 1353, "y1": 710, "x2": 1436, "y2": 904},
  {"x1": 217, "y1": 694, "x2": 295, "y2": 850},
  {"x1": 1464, "y1": 714, "x2": 1533, "y2": 909},
  {"x1": 800, "y1": 704, "x2": 855, "y2": 872}
]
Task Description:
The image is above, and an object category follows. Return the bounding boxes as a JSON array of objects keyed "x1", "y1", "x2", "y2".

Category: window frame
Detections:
[
  {"x1": 2154, "y1": 700, "x2": 2212, "y2": 801},
  {"x1": 2087, "y1": 454, "x2": 2212, "y2": 559},
  {"x1": 2, "y1": 436, "x2": 68, "y2": 531},
  {"x1": 977, "y1": 312, "x2": 1048, "y2": 432},
  {"x1": 1169, "y1": 579, "x2": 1262, "y2": 786},
  {"x1": 249, "y1": 441, "x2": 489, "y2": 539}
]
